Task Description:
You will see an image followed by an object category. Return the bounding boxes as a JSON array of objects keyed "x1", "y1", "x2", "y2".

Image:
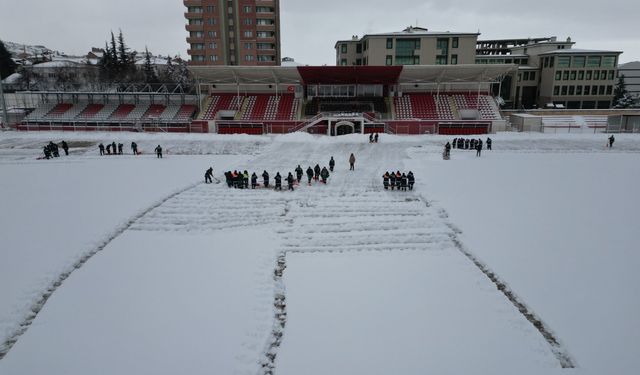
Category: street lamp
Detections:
[{"x1": 0, "y1": 60, "x2": 9, "y2": 127}]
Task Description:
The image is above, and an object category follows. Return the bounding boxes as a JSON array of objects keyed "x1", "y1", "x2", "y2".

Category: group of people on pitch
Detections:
[
  {"x1": 383, "y1": 171, "x2": 415, "y2": 191},
  {"x1": 213, "y1": 154, "x2": 360, "y2": 191},
  {"x1": 98, "y1": 141, "x2": 145, "y2": 156},
  {"x1": 221, "y1": 164, "x2": 331, "y2": 191},
  {"x1": 445, "y1": 137, "x2": 492, "y2": 157},
  {"x1": 42, "y1": 141, "x2": 68, "y2": 159}
]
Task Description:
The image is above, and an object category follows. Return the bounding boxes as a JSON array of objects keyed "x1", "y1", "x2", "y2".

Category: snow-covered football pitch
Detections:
[{"x1": 0, "y1": 131, "x2": 638, "y2": 375}]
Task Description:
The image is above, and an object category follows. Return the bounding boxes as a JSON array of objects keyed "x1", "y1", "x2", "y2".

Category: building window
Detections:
[
  {"x1": 599, "y1": 86, "x2": 605, "y2": 95},
  {"x1": 561, "y1": 86, "x2": 568, "y2": 95},
  {"x1": 586, "y1": 71, "x2": 592, "y2": 80},
  {"x1": 189, "y1": 19, "x2": 203, "y2": 25},
  {"x1": 568, "y1": 86, "x2": 575, "y2": 95},
  {"x1": 436, "y1": 38, "x2": 448, "y2": 54},
  {"x1": 452, "y1": 37, "x2": 459, "y2": 48},
  {"x1": 592, "y1": 85, "x2": 598, "y2": 94},
  {"x1": 543, "y1": 57, "x2": 549, "y2": 68},
  {"x1": 341, "y1": 44, "x2": 347, "y2": 54},
  {"x1": 244, "y1": 43, "x2": 253, "y2": 49},
  {"x1": 209, "y1": 42, "x2": 217, "y2": 49},
  {"x1": 257, "y1": 55, "x2": 275, "y2": 62},
  {"x1": 243, "y1": 6, "x2": 252, "y2": 13},
  {"x1": 256, "y1": 19, "x2": 274, "y2": 25},
  {"x1": 191, "y1": 43, "x2": 205, "y2": 50},
  {"x1": 529, "y1": 71, "x2": 536, "y2": 81},
  {"x1": 557, "y1": 56, "x2": 571, "y2": 68},
  {"x1": 208, "y1": 31, "x2": 217, "y2": 38},
  {"x1": 356, "y1": 44, "x2": 362, "y2": 53},
  {"x1": 190, "y1": 31, "x2": 204, "y2": 38},
  {"x1": 256, "y1": 6, "x2": 273, "y2": 13},
  {"x1": 188, "y1": 6, "x2": 203, "y2": 13},
  {"x1": 451, "y1": 55, "x2": 458, "y2": 65},
  {"x1": 563, "y1": 71, "x2": 569, "y2": 80},
  {"x1": 523, "y1": 72, "x2": 530, "y2": 80},
  {"x1": 587, "y1": 56, "x2": 601, "y2": 67},
  {"x1": 207, "y1": 5, "x2": 215, "y2": 12},
  {"x1": 192, "y1": 55, "x2": 205, "y2": 62},
  {"x1": 608, "y1": 70, "x2": 615, "y2": 80},
  {"x1": 601, "y1": 70, "x2": 607, "y2": 80},
  {"x1": 549, "y1": 56, "x2": 554, "y2": 67},
  {"x1": 340, "y1": 59, "x2": 347, "y2": 66},
  {"x1": 606, "y1": 85, "x2": 613, "y2": 95},
  {"x1": 385, "y1": 55, "x2": 393, "y2": 66},
  {"x1": 594, "y1": 70, "x2": 600, "y2": 80},
  {"x1": 244, "y1": 30, "x2": 253, "y2": 37},
  {"x1": 555, "y1": 71, "x2": 562, "y2": 80},
  {"x1": 257, "y1": 43, "x2": 274, "y2": 50},
  {"x1": 355, "y1": 58, "x2": 362, "y2": 65},
  {"x1": 602, "y1": 56, "x2": 616, "y2": 67},
  {"x1": 257, "y1": 31, "x2": 273, "y2": 38},
  {"x1": 576, "y1": 85, "x2": 582, "y2": 95},
  {"x1": 386, "y1": 38, "x2": 393, "y2": 49},
  {"x1": 207, "y1": 18, "x2": 216, "y2": 25},
  {"x1": 243, "y1": 18, "x2": 252, "y2": 25},
  {"x1": 572, "y1": 56, "x2": 585, "y2": 68},
  {"x1": 570, "y1": 71, "x2": 576, "y2": 80},
  {"x1": 435, "y1": 55, "x2": 448, "y2": 65},
  {"x1": 210, "y1": 55, "x2": 218, "y2": 62},
  {"x1": 578, "y1": 71, "x2": 584, "y2": 80},
  {"x1": 553, "y1": 86, "x2": 559, "y2": 95},
  {"x1": 584, "y1": 86, "x2": 590, "y2": 95},
  {"x1": 245, "y1": 55, "x2": 254, "y2": 61}
]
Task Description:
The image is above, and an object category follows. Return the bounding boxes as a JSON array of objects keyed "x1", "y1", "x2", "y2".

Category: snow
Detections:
[{"x1": 0, "y1": 131, "x2": 639, "y2": 374}]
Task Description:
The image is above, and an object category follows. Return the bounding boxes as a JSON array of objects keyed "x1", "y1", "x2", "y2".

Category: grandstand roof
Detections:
[
  {"x1": 297, "y1": 66, "x2": 403, "y2": 84},
  {"x1": 189, "y1": 66, "x2": 303, "y2": 85},
  {"x1": 189, "y1": 65, "x2": 516, "y2": 86}
]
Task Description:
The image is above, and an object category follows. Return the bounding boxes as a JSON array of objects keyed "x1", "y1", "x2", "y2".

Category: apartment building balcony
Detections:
[
  {"x1": 186, "y1": 24, "x2": 204, "y2": 32},
  {"x1": 184, "y1": 12, "x2": 204, "y2": 19},
  {"x1": 186, "y1": 37, "x2": 205, "y2": 44},
  {"x1": 187, "y1": 49, "x2": 206, "y2": 55}
]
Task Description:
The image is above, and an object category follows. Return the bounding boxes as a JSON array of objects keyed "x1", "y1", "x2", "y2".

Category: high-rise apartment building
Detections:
[{"x1": 185, "y1": 0, "x2": 280, "y2": 66}]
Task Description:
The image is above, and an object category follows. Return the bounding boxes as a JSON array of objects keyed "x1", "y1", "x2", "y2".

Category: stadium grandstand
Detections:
[
  {"x1": 14, "y1": 65, "x2": 515, "y2": 135},
  {"x1": 16, "y1": 84, "x2": 201, "y2": 133}
]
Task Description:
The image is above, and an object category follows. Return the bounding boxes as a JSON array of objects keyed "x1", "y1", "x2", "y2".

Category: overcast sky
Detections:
[{"x1": 1, "y1": 0, "x2": 639, "y2": 65}]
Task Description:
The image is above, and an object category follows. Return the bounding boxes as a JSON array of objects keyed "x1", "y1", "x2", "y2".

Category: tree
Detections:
[
  {"x1": 613, "y1": 75, "x2": 639, "y2": 108},
  {"x1": 160, "y1": 55, "x2": 175, "y2": 83},
  {"x1": 171, "y1": 57, "x2": 193, "y2": 89},
  {"x1": 98, "y1": 30, "x2": 137, "y2": 82},
  {"x1": 613, "y1": 75, "x2": 627, "y2": 104},
  {"x1": 117, "y1": 30, "x2": 130, "y2": 66},
  {"x1": 99, "y1": 41, "x2": 117, "y2": 81},
  {"x1": 110, "y1": 32, "x2": 118, "y2": 65},
  {"x1": 0, "y1": 40, "x2": 17, "y2": 79},
  {"x1": 142, "y1": 47, "x2": 159, "y2": 84}
]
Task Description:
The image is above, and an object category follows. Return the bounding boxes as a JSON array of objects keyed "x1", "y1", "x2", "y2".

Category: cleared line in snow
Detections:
[
  {"x1": 433, "y1": 203, "x2": 577, "y2": 368},
  {"x1": 0, "y1": 181, "x2": 202, "y2": 360},
  {"x1": 261, "y1": 252, "x2": 287, "y2": 375}
]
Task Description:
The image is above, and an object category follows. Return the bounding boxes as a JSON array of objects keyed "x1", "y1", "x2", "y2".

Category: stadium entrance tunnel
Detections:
[{"x1": 335, "y1": 121, "x2": 355, "y2": 135}]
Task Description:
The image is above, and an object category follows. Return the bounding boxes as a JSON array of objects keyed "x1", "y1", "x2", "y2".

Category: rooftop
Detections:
[{"x1": 538, "y1": 48, "x2": 623, "y2": 55}]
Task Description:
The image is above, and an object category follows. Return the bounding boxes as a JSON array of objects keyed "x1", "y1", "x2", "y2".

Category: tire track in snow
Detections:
[
  {"x1": 0, "y1": 181, "x2": 201, "y2": 360},
  {"x1": 427, "y1": 198, "x2": 576, "y2": 368}
]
